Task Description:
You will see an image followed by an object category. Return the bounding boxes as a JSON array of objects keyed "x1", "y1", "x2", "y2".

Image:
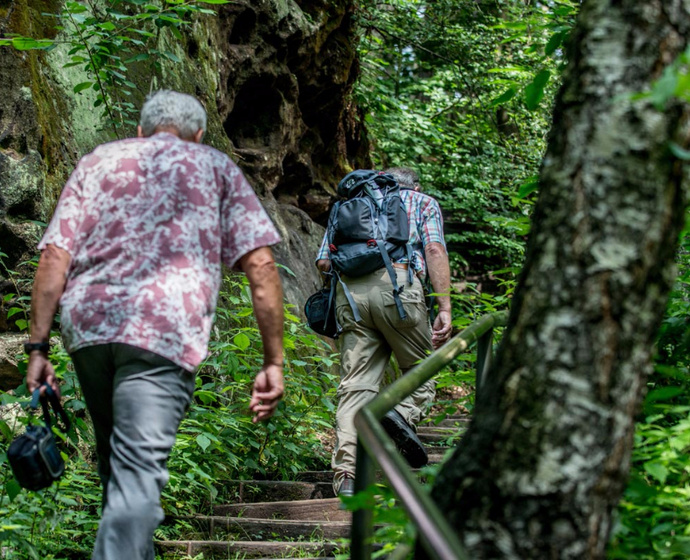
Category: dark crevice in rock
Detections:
[
  {"x1": 224, "y1": 75, "x2": 285, "y2": 149},
  {"x1": 228, "y1": 8, "x2": 257, "y2": 45}
]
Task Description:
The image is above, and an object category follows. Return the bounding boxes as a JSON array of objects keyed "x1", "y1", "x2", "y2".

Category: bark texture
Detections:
[{"x1": 429, "y1": 1, "x2": 690, "y2": 558}]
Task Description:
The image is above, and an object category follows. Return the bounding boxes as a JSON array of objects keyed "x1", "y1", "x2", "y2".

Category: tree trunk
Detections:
[{"x1": 429, "y1": 1, "x2": 690, "y2": 558}]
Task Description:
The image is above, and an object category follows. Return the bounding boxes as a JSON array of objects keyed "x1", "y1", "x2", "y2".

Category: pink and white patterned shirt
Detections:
[{"x1": 39, "y1": 132, "x2": 281, "y2": 371}]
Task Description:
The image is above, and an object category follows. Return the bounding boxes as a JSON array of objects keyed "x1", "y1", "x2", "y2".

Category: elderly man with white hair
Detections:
[{"x1": 25, "y1": 90, "x2": 285, "y2": 559}]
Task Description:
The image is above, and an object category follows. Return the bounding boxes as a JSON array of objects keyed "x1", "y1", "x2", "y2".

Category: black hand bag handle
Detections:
[{"x1": 8, "y1": 383, "x2": 71, "y2": 491}]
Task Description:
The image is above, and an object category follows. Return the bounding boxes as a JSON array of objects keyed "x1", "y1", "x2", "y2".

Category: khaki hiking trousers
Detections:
[{"x1": 332, "y1": 267, "x2": 435, "y2": 490}]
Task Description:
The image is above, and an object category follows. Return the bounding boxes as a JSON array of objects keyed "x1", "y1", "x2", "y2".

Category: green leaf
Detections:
[
  {"x1": 545, "y1": 31, "x2": 566, "y2": 57},
  {"x1": 669, "y1": 142, "x2": 690, "y2": 160},
  {"x1": 5, "y1": 307, "x2": 23, "y2": 319},
  {"x1": 524, "y1": 70, "x2": 551, "y2": 110},
  {"x1": 124, "y1": 53, "x2": 150, "y2": 63},
  {"x1": 233, "y1": 333, "x2": 251, "y2": 351},
  {"x1": 517, "y1": 175, "x2": 539, "y2": 198},
  {"x1": 0, "y1": 420, "x2": 11, "y2": 442},
  {"x1": 650, "y1": 66, "x2": 678, "y2": 110},
  {"x1": 5, "y1": 478, "x2": 21, "y2": 502},
  {"x1": 10, "y1": 37, "x2": 54, "y2": 50},
  {"x1": 73, "y1": 81, "x2": 93, "y2": 94},
  {"x1": 199, "y1": 0, "x2": 230, "y2": 3},
  {"x1": 643, "y1": 461, "x2": 669, "y2": 484},
  {"x1": 490, "y1": 87, "x2": 516, "y2": 107},
  {"x1": 196, "y1": 434, "x2": 211, "y2": 451},
  {"x1": 645, "y1": 386, "x2": 684, "y2": 403}
]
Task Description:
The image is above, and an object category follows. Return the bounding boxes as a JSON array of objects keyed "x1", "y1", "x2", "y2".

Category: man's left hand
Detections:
[{"x1": 431, "y1": 310, "x2": 452, "y2": 349}]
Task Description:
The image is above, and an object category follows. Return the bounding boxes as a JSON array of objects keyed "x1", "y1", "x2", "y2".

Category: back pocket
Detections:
[{"x1": 381, "y1": 287, "x2": 424, "y2": 329}]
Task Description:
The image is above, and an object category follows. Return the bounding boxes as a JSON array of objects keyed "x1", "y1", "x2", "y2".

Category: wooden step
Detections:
[
  {"x1": 225, "y1": 480, "x2": 335, "y2": 502},
  {"x1": 169, "y1": 515, "x2": 350, "y2": 540},
  {"x1": 295, "y1": 470, "x2": 335, "y2": 483},
  {"x1": 417, "y1": 426, "x2": 465, "y2": 444},
  {"x1": 421, "y1": 416, "x2": 470, "y2": 428},
  {"x1": 156, "y1": 540, "x2": 342, "y2": 559},
  {"x1": 428, "y1": 447, "x2": 453, "y2": 464},
  {"x1": 214, "y1": 498, "x2": 350, "y2": 522}
]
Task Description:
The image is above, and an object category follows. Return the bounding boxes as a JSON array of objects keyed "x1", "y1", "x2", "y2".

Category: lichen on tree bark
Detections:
[{"x1": 428, "y1": 1, "x2": 690, "y2": 558}]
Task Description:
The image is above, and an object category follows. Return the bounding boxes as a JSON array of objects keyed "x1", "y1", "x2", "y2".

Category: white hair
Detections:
[
  {"x1": 139, "y1": 90, "x2": 207, "y2": 139},
  {"x1": 385, "y1": 167, "x2": 421, "y2": 191}
]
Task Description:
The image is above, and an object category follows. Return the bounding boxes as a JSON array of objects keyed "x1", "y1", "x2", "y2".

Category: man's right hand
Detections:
[
  {"x1": 249, "y1": 363, "x2": 284, "y2": 423},
  {"x1": 26, "y1": 352, "x2": 60, "y2": 397},
  {"x1": 431, "y1": 310, "x2": 452, "y2": 349}
]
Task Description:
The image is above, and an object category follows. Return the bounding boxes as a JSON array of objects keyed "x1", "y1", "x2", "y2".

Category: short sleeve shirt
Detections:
[
  {"x1": 39, "y1": 132, "x2": 281, "y2": 371},
  {"x1": 316, "y1": 189, "x2": 446, "y2": 278}
]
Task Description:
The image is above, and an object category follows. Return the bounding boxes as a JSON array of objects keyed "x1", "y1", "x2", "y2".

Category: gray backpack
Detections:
[{"x1": 326, "y1": 170, "x2": 414, "y2": 322}]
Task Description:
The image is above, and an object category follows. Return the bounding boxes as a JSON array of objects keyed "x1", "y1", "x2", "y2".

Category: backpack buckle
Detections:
[
  {"x1": 329, "y1": 244, "x2": 338, "y2": 253},
  {"x1": 367, "y1": 239, "x2": 377, "y2": 248}
]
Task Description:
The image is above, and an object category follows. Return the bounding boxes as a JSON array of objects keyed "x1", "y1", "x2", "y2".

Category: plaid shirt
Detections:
[{"x1": 316, "y1": 189, "x2": 446, "y2": 278}]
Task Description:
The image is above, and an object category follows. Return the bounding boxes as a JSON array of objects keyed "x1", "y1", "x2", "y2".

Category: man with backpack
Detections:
[{"x1": 315, "y1": 167, "x2": 452, "y2": 496}]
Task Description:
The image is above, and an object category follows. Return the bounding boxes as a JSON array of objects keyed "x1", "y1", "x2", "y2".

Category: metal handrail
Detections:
[{"x1": 350, "y1": 311, "x2": 509, "y2": 560}]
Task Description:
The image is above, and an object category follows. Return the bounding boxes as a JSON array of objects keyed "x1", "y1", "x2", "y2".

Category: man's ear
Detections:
[
  {"x1": 193, "y1": 129, "x2": 204, "y2": 144},
  {"x1": 137, "y1": 125, "x2": 145, "y2": 138}
]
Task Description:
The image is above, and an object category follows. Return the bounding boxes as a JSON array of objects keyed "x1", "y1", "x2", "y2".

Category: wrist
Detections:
[
  {"x1": 24, "y1": 341, "x2": 50, "y2": 356},
  {"x1": 264, "y1": 359, "x2": 284, "y2": 368}
]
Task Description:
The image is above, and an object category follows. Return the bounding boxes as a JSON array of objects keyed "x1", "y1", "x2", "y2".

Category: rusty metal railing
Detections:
[{"x1": 349, "y1": 311, "x2": 508, "y2": 560}]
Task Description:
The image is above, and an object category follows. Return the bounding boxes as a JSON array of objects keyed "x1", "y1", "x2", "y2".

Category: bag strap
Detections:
[
  {"x1": 375, "y1": 239, "x2": 407, "y2": 320},
  {"x1": 323, "y1": 273, "x2": 343, "y2": 337},
  {"x1": 333, "y1": 269, "x2": 362, "y2": 323},
  {"x1": 30, "y1": 384, "x2": 70, "y2": 433}
]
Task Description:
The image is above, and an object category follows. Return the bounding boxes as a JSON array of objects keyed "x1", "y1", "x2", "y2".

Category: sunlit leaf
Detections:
[{"x1": 73, "y1": 81, "x2": 93, "y2": 94}]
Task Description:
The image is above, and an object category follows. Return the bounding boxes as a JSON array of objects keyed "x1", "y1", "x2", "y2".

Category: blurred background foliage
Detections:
[{"x1": 2, "y1": 0, "x2": 690, "y2": 558}]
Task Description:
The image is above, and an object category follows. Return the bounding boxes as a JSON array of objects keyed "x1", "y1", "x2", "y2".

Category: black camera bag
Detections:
[
  {"x1": 305, "y1": 283, "x2": 340, "y2": 339},
  {"x1": 8, "y1": 384, "x2": 70, "y2": 491}
]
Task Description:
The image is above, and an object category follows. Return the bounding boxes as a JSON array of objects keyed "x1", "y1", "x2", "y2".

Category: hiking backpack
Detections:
[{"x1": 326, "y1": 170, "x2": 414, "y2": 322}]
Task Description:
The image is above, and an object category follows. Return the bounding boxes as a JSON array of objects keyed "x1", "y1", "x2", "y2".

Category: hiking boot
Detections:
[
  {"x1": 380, "y1": 409, "x2": 428, "y2": 468},
  {"x1": 338, "y1": 477, "x2": 355, "y2": 498}
]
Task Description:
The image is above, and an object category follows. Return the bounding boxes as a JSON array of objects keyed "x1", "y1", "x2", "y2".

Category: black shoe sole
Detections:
[{"x1": 380, "y1": 412, "x2": 428, "y2": 468}]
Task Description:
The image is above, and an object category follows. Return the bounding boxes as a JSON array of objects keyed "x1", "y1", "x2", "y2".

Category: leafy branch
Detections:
[{"x1": 0, "y1": 0, "x2": 231, "y2": 138}]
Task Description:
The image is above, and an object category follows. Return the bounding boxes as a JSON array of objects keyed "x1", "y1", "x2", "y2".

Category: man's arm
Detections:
[
  {"x1": 26, "y1": 244, "x2": 71, "y2": 394},
  {"x1": 425, "y1": 241, "x2": 452, "y2": 349},
  {"x1": 238, "y1": 246, "x2": 285, "y2": 423}
]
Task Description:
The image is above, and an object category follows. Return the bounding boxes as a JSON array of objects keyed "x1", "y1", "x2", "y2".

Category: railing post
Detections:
[
  {"x1": 350, "y1": 439, "x2": 376, "y2": 560},
  {"x1": 475, "y1": 326, "x2": 494, "y2": 392}
]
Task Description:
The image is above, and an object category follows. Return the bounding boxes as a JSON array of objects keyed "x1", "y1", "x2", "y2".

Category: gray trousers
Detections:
[{"x1": 71, "y1": 343, "x2": 195, "y2": 560}]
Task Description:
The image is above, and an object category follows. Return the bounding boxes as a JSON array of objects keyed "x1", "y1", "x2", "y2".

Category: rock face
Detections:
[{"x1": 0, "y1": 0, "x2": 369, "y2": 387}]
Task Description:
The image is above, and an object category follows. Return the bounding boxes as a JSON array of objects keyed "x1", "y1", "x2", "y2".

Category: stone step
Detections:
[
  {"x1": 169, "y1": 515, "x2": 350, "y2": 540},
  {"x1": 156, "y1": 540, "x2": 342, "y2": 559},
  {"x1": 225, "y1": 479, "x2": 335, "y2": 502},
  {"x1": 214, "y1": 498, "x2": 350, "y2": 522}
]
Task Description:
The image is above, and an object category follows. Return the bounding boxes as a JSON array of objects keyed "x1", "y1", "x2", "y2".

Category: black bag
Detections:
[
  {"x1": 304, "y1": 283, "x2": 340, "y2": 339},
  {"x1": 326, "y1": 170, "x2": 414, "y2": 321},
  {"x1": 328, "y1": 170, "x2": 410, "y2": 278},
  {"x1": 8, "y1": 384, "x2": 70, "y2": 491}
]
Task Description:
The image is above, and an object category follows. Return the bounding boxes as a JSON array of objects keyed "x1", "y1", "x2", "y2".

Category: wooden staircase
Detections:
[{"x1": 156, "y1": 417, "x2": 468, "y2": 559}]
